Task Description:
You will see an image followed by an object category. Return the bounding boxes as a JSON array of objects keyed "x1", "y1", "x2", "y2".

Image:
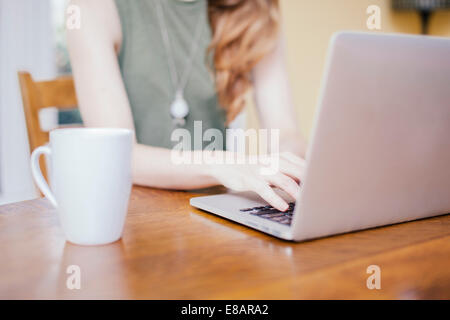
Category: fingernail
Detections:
[{"x1": 280, "y1": 202, "x2": 289, "y2": 211}]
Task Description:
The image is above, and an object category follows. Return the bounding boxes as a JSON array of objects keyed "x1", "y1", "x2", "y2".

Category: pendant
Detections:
[{"x1": 170, "y1": 91, "x2": 189, "y2": 126}]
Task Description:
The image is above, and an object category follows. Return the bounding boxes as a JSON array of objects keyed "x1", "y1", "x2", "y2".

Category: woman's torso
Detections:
[{"x1": 114, "y1": 0, "x2": 226, "y2": 149}]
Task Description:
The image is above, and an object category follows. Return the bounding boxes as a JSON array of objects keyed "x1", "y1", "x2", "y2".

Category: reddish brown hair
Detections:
[{"x1": 208, "y1": 0, "x2": 280, "y2": 123}]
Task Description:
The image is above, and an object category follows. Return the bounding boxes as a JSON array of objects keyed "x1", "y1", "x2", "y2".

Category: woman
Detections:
[{"x1": 67, "y1": 0, "x2": 307, "y2": 211}]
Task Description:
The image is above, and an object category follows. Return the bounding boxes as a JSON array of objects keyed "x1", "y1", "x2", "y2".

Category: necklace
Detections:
[{"x1": 153, "y1": 0, "x2": 205, "y2": 126}]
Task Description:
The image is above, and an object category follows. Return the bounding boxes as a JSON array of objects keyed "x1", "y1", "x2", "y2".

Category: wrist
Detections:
[{"x1": 200, "y1": 150, "x2": 229, "y2": 183}]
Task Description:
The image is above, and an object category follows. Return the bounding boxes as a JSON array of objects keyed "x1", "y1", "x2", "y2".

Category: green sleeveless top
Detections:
[{"x1": 114, "y1": 0, "x2": 226, "y2": 149}]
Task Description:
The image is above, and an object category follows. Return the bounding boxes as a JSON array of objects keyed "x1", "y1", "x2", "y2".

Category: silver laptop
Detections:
[{"x1": 190, "y1": 32, "x2": 450, "y2": 242}]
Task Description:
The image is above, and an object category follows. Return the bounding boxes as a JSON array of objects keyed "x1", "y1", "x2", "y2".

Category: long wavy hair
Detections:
[{"x1": 207, "y1": 0, "x2": 280, "y2": 123}]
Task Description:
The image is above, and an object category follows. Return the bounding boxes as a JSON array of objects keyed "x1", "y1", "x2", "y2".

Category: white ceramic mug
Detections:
[{"x1": 30, "y1": 128, "x2": 133, "y2": 245}]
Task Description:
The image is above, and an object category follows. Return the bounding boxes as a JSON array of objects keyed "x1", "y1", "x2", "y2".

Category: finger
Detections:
[
  {"x1": 251, "y1": 182, "x2": 289, "y2": 211},
  {"x1": 264, "y1": 172, "x2": 300, "y2": 200},
  {"x1": 281, "y1": 152, "x2": 307, "y2": 166},
  {"x1": 278, "y1": 158, "x2": 305, "y2": 182}
]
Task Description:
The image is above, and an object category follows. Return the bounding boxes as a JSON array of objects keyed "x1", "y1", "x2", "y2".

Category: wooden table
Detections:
[{"x1": 1, "y1": 186, "x2": 449, "y2": 299}]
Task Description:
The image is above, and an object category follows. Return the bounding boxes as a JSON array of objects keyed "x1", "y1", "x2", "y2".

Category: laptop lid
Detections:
[{"x1": 291, "y1": 32, "x2": 450, "y2": 241}]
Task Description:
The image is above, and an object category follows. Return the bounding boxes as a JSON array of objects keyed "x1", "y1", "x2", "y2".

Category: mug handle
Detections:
[{"x1": 30, "y1": 145, "x2": 57, "y2": 207}]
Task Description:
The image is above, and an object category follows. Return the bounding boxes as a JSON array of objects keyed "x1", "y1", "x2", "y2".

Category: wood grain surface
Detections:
[{"x1": 0, "y1": 186, "x2": 449, "y2": 299}]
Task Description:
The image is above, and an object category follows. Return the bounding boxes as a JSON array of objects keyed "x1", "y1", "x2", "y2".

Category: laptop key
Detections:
[
  {"x1": 267, "y1": 213, "x2": 286, "y2": 218},
  {"x1": 260, "y1": 213, "x2": 282, "y2": 219},
  {"x1": 257, "y1": 209, "x2": 282, "y2": 214},
  {"x1": 280, "y1": 219, "x2": 292, "y2": 225},
  {"x1": 239, "y1": 202, "x2": 296, "y2": 226}
]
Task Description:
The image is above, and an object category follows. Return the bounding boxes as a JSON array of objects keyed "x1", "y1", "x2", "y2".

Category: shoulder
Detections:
[{"x1": 67, "y1": 0, "x2": 122, "y2": 53}]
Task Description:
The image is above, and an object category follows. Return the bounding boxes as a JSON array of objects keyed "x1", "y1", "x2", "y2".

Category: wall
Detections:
[
  {"x1": 0, "y1": 0, "x2": 56, "y2": 205},
  {"x1": 0, "y1": 0, "x2": 448, "y2": 204},
  {"x1": 248, "y1": 0, "x2": 450, "y2": 138}
]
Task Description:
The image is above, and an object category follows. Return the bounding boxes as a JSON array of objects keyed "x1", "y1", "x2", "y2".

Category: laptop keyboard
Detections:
[{"x1": 240, "y1": 202, "x2": 295, "y2": 225}]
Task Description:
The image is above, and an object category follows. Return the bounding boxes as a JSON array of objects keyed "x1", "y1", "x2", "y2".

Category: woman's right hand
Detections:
[{"x1": 206, "y1": 151, "x2": 306, "y2": 211}]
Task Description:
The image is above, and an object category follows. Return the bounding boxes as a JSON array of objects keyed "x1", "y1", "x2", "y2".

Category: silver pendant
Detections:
[{"x1": 170, "y1": 91, "x2": 189, "y2": 126}]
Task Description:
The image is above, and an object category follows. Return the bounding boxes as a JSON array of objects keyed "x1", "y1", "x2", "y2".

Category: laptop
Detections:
[{"x1": 190, "y1": 32, "x2": 450, "y2": 241}]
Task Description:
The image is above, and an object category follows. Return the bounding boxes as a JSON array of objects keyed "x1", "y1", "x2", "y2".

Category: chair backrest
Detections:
[
  {"x1": 18, "y1": 71, "x2": 78, "y2": 150},
  {"x1": 18, "y1": 71, "x2": 78, "y2": 182}
]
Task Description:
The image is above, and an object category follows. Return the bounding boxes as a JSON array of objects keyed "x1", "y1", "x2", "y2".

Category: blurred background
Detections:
[{"x1": 0, "y1": 0, "x2": 449, "y2": 205}]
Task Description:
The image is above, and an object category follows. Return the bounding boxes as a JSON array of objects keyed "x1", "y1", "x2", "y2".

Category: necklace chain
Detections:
[{"x1": 153, "y1": 0, "x2": 205, "y2": 95}]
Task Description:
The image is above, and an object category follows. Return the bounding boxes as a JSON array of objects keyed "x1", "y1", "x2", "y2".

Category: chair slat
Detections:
[{"x1": 18, "y1": 71, "x2": 79, "y2": 184}]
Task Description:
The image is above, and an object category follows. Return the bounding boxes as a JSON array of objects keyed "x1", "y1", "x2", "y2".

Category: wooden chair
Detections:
[{"x1": 18, "y1": 71, "x2": 78, "y2": 182}]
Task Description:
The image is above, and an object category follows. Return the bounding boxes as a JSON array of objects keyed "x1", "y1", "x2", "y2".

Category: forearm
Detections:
[
  {"x1": 131, "y1": 142, "x2": 306, "y2": 211},
  {"x1": 132, "y1": 143, "x2": 220, "y2": 190}
]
